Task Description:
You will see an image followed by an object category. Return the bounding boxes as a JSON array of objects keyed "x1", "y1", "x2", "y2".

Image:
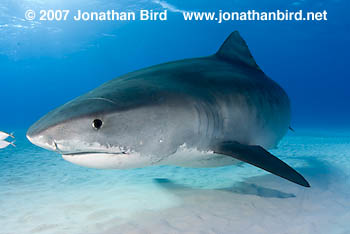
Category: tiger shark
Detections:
[{"x1": 27, "y1": 31, "x2": 310, "y2": 187}]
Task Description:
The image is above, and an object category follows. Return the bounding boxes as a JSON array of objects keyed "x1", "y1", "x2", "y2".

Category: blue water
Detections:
[{"x1": 1, "y1": 0, "x2": 350, "y2": 233}]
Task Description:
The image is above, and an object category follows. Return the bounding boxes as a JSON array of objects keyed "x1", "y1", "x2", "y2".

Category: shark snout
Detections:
[{"x1": 26, "y1": 130, "x2": 57, "y2": 151}]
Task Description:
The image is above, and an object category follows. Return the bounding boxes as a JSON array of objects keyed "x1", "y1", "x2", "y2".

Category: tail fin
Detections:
[
  {"x1": 10, "y1": 140, "x2": 16, "y2": 147},
  {"x1": 9, "y1": 132, "x2": 15, "y2": 138}
]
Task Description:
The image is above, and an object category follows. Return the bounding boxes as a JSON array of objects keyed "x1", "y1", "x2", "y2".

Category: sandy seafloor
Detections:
[{"x1": 0, "y1": 129, "x2": 349, "y2": 234}]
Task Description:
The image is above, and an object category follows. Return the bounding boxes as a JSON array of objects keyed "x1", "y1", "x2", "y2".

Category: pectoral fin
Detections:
[{"x1": 212, "y1": 141, "x2": 310, "y2": 187}]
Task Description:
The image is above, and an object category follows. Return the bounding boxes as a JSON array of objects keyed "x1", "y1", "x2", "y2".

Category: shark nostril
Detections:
[{"x1": 53, "y1": 140, "x2": 58, "y2": 151}]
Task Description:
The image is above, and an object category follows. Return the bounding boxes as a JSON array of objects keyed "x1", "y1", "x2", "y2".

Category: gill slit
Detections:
[{"x1": 194, "y1": 100, "x2": 221, "y2": 143}]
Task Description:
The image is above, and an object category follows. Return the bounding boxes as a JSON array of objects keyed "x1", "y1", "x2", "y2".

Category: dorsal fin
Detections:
[{"x1": 216, "y1": 31, "x2": 260, "y2": 70}]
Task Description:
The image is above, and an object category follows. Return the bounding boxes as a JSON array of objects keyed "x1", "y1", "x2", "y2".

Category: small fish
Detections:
[
  {"x1": 0, "y1": 140, "x2": 16, "y2": 149},
  {"x1": 0, "y1": 131, "x2": 14, "y2": 140}
]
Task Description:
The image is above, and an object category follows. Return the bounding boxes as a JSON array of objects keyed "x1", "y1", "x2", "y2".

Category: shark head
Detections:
[{"x1": 27, "y1": 78, "x2": 198, "y2": 169}]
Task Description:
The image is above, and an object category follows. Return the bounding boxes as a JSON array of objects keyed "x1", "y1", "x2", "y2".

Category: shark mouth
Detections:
[
  {"x1": 53, "y1": 140, "x2": 134, "y2": 157},
  {"x1": 62, "y1": 151, "x2": 129, "y2": 156}
]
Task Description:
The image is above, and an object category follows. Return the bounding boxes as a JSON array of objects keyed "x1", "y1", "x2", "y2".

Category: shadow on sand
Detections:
[
  {"x1": 153, "y1": 156, "x2": 345, "y2": 199},
  {"x1": 153, "y1": 178, "x2": 296, "y2": 199}
]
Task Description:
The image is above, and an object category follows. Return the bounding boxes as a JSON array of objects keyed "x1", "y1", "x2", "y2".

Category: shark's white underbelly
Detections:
[{"x1": 159, "y1": 145, "x2": 240, "y2": 168}]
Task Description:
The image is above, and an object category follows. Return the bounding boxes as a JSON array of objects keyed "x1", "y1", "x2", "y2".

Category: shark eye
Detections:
[{"x1": 92, "y1": 119, "x2": 103, "y2": 130}]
